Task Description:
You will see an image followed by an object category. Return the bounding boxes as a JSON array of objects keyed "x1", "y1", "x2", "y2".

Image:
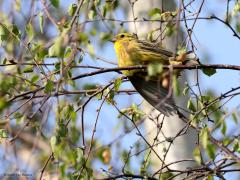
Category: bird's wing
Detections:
[
  {"x1": 137, "y1": 40, "x2": 175, "y2": 58},
  {"x1": 128, "y1": 72, "x2": 178, "y2": 116}
]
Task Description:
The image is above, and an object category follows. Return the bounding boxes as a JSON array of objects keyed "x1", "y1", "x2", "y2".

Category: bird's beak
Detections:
[{"x1": 109, "y1": 37, "x2": 116, "y2": 43}]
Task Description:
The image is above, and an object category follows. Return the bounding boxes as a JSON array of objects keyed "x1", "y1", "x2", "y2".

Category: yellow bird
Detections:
[{"x1": 111, "y1": 33, "x2": 198, "y2": 116}]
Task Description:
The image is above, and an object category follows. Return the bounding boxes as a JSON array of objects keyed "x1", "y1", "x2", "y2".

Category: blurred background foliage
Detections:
[{"x1": 0, "y1": 0, "x2": 239, "y2": 179}]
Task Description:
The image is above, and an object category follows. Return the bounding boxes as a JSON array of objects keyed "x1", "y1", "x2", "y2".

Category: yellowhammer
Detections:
[{"x1": 111, "y1": 33, "x2": 198, "y2": 116}]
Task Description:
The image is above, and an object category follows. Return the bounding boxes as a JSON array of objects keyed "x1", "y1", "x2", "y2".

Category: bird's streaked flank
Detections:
[{"x1": 112, "y1": 33, "x2": 198, "y2": 116}]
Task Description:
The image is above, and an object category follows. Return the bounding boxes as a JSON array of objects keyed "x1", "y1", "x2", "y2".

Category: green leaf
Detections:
[
  {"x1": 202, "y1": 68, "x2": 216, "y2": 77},
  {"x1": 221, "y1": 121, "x2": 227, "y2": 135},
  {"x1": 200, "y1": 127, "x2": 208, "y2": 149},
  {"x1": 50, "y1": 136, "x2": 57, "y2": 152},
  {"x1": 57, "y1": 123, "x2": 68, "y2": 137},
  {"x1": 147, "y1": 63, "x2": 163, "y2": 76},
  {"x1": 83, "y1": 83, "x2": 97, "y2": 90},
  {"x1": 87, "y1": 43, "x2": 95, "y2": 59},
  {"x1": 0, "y1": 24, "x2": 9, "y2": 41},
  {"x1": 64, "y1": 46, "x2": 72, "y2": 58},
  {"x1": 48, "y1": 36, "x2": 64, "y2": 57},
  {"x1": 102, "y1": 4, "x2": 108, "y2": 17},
  {"x1": 233, "y1": 140, "x2": 239, "y2": 152},
  {"x1": 77, "y1": 32, "x2": 88, "y2": 43},
  {"x1": 15, "y1": 0, "x2": 21, "y2": 11},
  {"x1": 39, "y1": 13, "x2": 44, "y2": 33},
  {"x1": 193, "y1": 147, "x2": 201, "y2": 164},
  {"x1": 207, "y1": 175, "x2": 214, "y2": 180},
  {"x1": 12, "y1": 24, "x2": 21, "y2": 38},
  {"x1": 165, "y1": 23, "x2": 175, "y2": 37},
  {"x1": 206, "y1": 144, "x2": 215, "y2": 160},
  {"x1": 114, "y1": 78, "x2": 122, "y2": 92},
  {"x1": 236, "y1": 23, "x2": 240, "y2": 33},
  {"x1": 0, "y1": 97, "x2": 10, "y2": 113},
  {"x1": 0, "y1": 129, "x2": 8, "y2": 138},
  {"x1": 148, "y1": 8, "x2": 162, "y2": 17},
  {"x1": 187, "y1": 98, "x2": 196, "y2": 112},
  {"x1": 148, "y1": 8, "x2": 162, "y2": 20},
  {"x1": 23, "y1": 65, "x2": 34, "y2": 73},
  {"x1": 88, "y1": 10, "x2": 96, "y2": 20},
  {"x1": 2, "y1": 58, "x2": 7, "y2": 64},
  {"x1": 173, "y1": 75, "x2": 180, "y2": 96},
  {"x1": 232, "y1": 112, "x2": 238, "y2": 124},
  {"x1": 183, "y1": 86, "x2": 189, "y2": 95},
  {"x1": 50, "y1": 0, "x2": 59, "y2": 8},
  {"x1": 25, "y1": 23, "x2": 34, "y2": 42},
  {"x1": 44, "y1": 80, "x2": 54, "y2": 93},
  {"x1": 68, "y1": 3, "x2": 77, "y2": 16},
  {"x1": 31, "y1": 75, "x2": 39, "y2": 83}
]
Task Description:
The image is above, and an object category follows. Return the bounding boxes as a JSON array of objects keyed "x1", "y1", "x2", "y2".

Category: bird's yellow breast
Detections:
[{"x1": 114, "y1": 39, "x2": 142, "y2": 75}]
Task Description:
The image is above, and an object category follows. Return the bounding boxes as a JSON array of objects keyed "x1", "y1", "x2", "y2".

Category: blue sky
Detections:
[{"x1": 0, "y1": 0, "x2": 239, "y2": 178}]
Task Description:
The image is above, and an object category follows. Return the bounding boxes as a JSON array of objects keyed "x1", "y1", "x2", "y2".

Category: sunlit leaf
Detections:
[
  {"x1": 39, "y1": 13, "x2": 44, "y2": 33},
  {"x1": 147, "y1": 63, "x2": 163, "y2": 76},
  {"x1": 114, "y1": 78, "x2": 122, "y2": 91},
  {"x1": 200, "y1": 127, "x2": 208, "y2": 149},
  {"x1": 25, "y1": 23, "x2": 34, "y2": 42},
  {"x1": 187, "y1": 98, "x2": 196, "y2": 112},
  {"x1": 68, "y1": 3, "x2": 77, "y2": 16},
  {"x1": 193, "y1": 147, "x2": 201, "y2": 164},
  {"x1": 44, "y1": 80, "x2": 55, "y2": 93},
  {"x1": 50, "y1": 0, "x2": 59, "y2": 8}
]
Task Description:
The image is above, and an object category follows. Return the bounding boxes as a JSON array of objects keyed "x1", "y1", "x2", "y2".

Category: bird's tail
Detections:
[{"x1": 128, "y1": 73, "x2": 178, "y2": 117}]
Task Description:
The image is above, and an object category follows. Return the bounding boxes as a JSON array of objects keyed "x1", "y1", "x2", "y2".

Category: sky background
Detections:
[{"x1": 0, "y1": 0, "x2": 239, "y2": 178}]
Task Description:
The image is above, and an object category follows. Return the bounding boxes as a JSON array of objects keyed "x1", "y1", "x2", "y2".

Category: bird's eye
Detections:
[{"x1": 120, "y1": 34, "x2": 125, "y2": 38}]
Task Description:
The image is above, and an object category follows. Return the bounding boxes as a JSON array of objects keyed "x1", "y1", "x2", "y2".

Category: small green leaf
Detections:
[
  {"x1": 83, "y1": 83, "x2": 97, "y2": 90},
  {"x1": 15, "y1": 0, "x2": 21, "y2": 11},
  {"x1": 183, "y1": 86, "x2": 189, "y2": 95},
  {"x1": 202, "y1": 68, "x2": 216, "y2": 77},
  {"x1": 102, "y1": 4, "x2": 107, "y2": 17},
  {"x1": 173, "y1": 75, "x2": 180, "y2": 96},
  {"x1": 206, "y1": 144, "x2": 215, "y2": 160},
  {"x1": 148, "y1": 8, "x2": 162, "y2": 20},
  {"x1": 147, "y1": 63, "x2": 163, "y2": 76},
  {"x1": 193, "y1": 147, "x2": 201, "y2": 164},
  {"x1": 207, "y1": 175, "x2": 214, "y2": 180},
  {"x1": 232, "y1": 112, "x2": 238, "y2": 124},
  {"x1": 68, "y1": 3, "x2": 77, "y2": 16},
  {"x1": 2, "y1": 58, "x2": 7, "y2": 64},
  {"x1": 50, "y1": 0, "x2": 59, "y2": 8},
  {"x1": 31, "y1": 75, "x2": 39, "y2": 83},
  {"x1": 64, "y1": 47, "x2": 72, "y2": 58},
  {"x1": 165, "y1": 23, "x2": 175, "y2": 37},
  {"x1": 88, "y1": 10, "x2": 97, "y2": 20},
  {"x1": 148, "y1": 8, "x2": 162, "y2": 17},
  {"x1": 187, "y1": 99, "x2": 196, "y2": 112},
  {"x1": 25, "y1": 23, "x2": 34, "y2": 42},
  {"x1": 39, "y1": 13, "x2": 44, "y2": 33},
  {"x1": 23, "y1": 65, "x2": 34, "y2": 73},
  {"x1": 87, "y1": 43, "x2": 95, "y2": 58},
  {"x1": 48, "y1": 36, "x2": 64, "y2": 57},
  {"x1": 44, "y1": 80, "x2": 54, "y2": 93},
  {"x1": 57, "y1": 123, "x2": 68, "y2": 137},
  {"x1": 0, "y1": 129, "x2": 8, "y2": 138},
  {"x1": 12, "y1": 24, "x2": 21, "y2": 38},
  {"x1": 200, "y1": 127, "x2": 208, "y2": 149},
  {"x1": 221, "y1": 121, "x2": 227, "y2": 135},
  {"x1": 233, "y1": 140, "x2": 239, "y2": 152},
  {"x1": 114, "y1": 78, "x2": 122, "y2": 92},
  {"x1": 50, "y1": 136, "x2": 57, "y2": 152}
]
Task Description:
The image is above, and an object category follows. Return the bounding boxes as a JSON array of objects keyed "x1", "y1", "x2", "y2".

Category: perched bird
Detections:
[{"x1": 111, "y1": 33, "x2": 198, "y2": 116}]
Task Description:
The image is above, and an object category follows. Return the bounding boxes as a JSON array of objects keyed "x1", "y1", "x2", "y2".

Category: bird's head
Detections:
[{"x1": 110, "y1": 33, "x2": 138, "y2": 43}]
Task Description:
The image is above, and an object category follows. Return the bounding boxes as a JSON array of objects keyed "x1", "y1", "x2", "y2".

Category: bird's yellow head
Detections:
[{"x1": 111, "y1": 33, "x2": 138, "y2": 43}]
